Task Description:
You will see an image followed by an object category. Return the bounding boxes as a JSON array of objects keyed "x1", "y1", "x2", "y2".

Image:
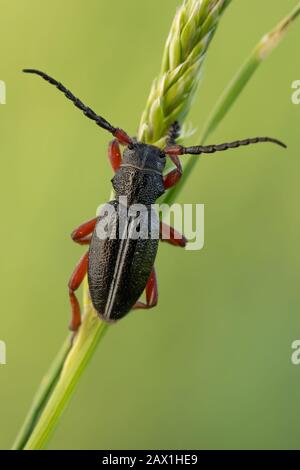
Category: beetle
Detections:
[{"x1": 23, "y1": 69, "x2": 286, "y2": 331}]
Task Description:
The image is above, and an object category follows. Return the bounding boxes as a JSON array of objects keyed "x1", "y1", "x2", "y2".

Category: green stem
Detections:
[
  {"x1": 12, "y1": 336, "x2": 72, "y2": 450},
  {"x1": 22, "y1": 285, "x2": 109, "y2": 450}
]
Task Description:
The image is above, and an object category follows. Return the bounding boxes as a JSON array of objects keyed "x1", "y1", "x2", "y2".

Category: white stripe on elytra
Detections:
[{"x1": 104, "y1": 215, "x2": 137, "y2": 320}]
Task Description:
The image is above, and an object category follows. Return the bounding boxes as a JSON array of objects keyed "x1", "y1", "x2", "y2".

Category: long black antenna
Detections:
[
  {"x1": 165, "y1": 136, "x2": 287, "y2": 156},
  {"x1": 166, "y1": 121, "x2": 181, "y2": 146},
  {"x1": 23, "y1": 69, "x2": 132, "y2": 145}
]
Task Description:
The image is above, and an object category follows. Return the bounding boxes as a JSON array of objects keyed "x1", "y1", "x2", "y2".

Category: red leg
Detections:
[
  {"x1": 69, "y1": 218, "x2": 96, "y2": 331},
  {"x1": 71, "y1": 217, "x2": 97, "y2": 245},
  {"x1": 68, "y1": 252, "x2": 89, "y2": 331},
  {"x1": 108, "y1": 139, "x2": 122, "y2": 172},
  {"x1": 160, "y1": 221, "x2": 187, "y2": 247},
  {"x1": 163, "y1": 154, "x2": 182, "y2": 189},
  {"x1": 133, "y1": 268, "x2": 158, "y2": 310}
]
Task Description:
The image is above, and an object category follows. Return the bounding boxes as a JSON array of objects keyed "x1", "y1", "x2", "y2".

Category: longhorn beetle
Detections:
[{"x1": 23, "y1": 69, "x2": 286, "y2": 331}]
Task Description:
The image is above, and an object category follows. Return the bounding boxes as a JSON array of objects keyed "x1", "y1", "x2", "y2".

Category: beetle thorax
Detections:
[{"x1": 111, "y1": 143, "x2": 166, "y2": 205}]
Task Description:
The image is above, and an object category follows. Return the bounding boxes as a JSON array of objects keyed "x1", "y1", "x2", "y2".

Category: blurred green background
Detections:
[{"x1": 0, "y1": 0, "x2": 300, "y2": 450}]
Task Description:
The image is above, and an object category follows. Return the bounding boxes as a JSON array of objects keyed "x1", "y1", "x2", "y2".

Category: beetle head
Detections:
[{"x1": 122, "y1": 143, "x2": 166, "y2": 174}]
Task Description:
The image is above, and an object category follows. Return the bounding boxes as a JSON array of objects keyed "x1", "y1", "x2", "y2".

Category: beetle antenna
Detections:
[
  {"x1": 164, "y1": 136, "x2": 287, "y2": 156},
  {"x1": 166, "y1": 121, "x2": 181, "y2": 146},
  {"x1": 23, "y1": 69, "x2": 132, "y2": 145}
]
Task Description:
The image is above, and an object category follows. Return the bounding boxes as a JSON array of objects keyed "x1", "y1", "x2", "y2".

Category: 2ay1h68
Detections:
[{"x1": 23, "y1": 69, "x2": 286, "y2": 331}]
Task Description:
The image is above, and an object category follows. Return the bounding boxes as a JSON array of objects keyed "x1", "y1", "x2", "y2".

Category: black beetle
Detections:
[{"x1": 23, "y1": 69, "x2": 286, "y2": 330}]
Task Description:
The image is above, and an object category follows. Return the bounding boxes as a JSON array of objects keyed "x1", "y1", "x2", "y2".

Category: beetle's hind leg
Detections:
[
  {"x1": 68, "y1": 252, "x2": 89, "y2": 332},
  {"x1": 133, "y1": 268, "x2": 158, "y2": 310},
  {"x1": 69, "y1": 217, "x2": 97, "y2": 331}
]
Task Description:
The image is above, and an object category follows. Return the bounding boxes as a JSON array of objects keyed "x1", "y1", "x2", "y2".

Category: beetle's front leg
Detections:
[
  {"x1": 163, "y1": 154, "x2": 182, "y2": 189},
  {"x1": 133, "y1": 268, "x2": 158, "y2": 310},
  {"x1": 108, "y1": 139, "x2": 122, "y2": 172},
  {"x1": 68, "y1": 252, "x2": 89, "y2": 331},
  {"x1": 160, "y1": 221, "x2": 187, "y2": 247}
]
